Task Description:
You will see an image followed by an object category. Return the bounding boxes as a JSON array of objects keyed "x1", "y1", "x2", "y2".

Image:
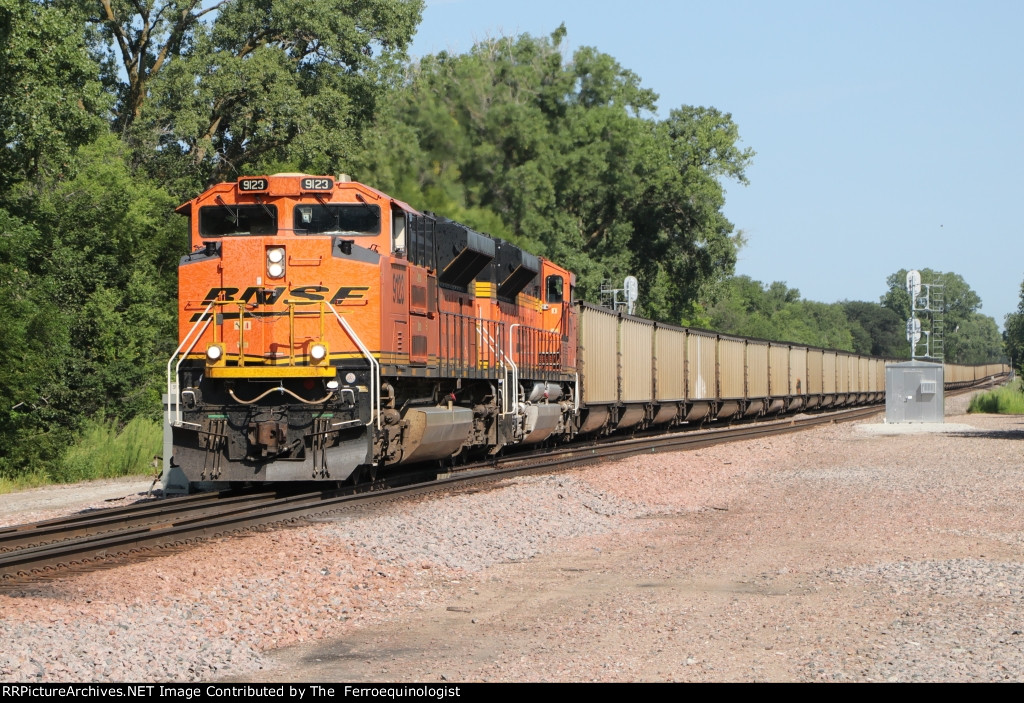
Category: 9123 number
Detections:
[{"x1": 301, "y1": 177, "x2": 334, "y2": 191}]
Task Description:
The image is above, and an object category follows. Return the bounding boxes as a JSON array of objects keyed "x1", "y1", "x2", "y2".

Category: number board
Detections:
[
  {"x1": 238, "y1": 177, "x2": 269, "y2": 192},
  {"x1": 300, "y1": 177, "x2": 334, "y2": 191}
]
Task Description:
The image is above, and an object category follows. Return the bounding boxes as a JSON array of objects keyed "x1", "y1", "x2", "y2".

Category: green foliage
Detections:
[
  {"x1": 0, "y1": 468, "x2": 51, "y2": 495},
  {"x1": 54, "y1": 415, "x2": 162, "y2": 483},
  {"x1": 0, "y1": 0, "x2": 108, "y2": 191},
  {"x1": 842, "y1": 301, "x2": 906, "y2": 357},
  {"x1": 705, "y1": 276, "x2": 856, "y2": 350},
  {"x1": 25, "y1": 134, "x2": 183, "y2": 418},
  {"x1": 0, "y1": 132, "x2": 183, "y2": 482},
  {"x1": 882, "y1": 268, "x2": 976, "y2": 320},
  {"x1": 0, "y1": 209, "x2": 77, "y2": 479},
  {"x1": 1003, "y1": 280, "x2": 1024, "y2": 372},
  {"x1": 706, "y1": 271, "x2": 1006, "y2": 361},
  {"x1": 952, "y1": 314, "x2": 1006, "y2": 366},
  {"x1": 967, "y1": 381, "x2": 1024, "y2": 415},
  {"x1": 355, "y1": 28, "x2": 753, "y2": 323},
  {"x1": 81, "y1": 0, "x2": 423, "y2": 192}
]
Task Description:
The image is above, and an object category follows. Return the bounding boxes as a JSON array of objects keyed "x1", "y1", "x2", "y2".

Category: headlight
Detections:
[
  {"x1": 267, "y1": 247, "x2": 285, "y2": 278},
  {"x1": 310, "y1": 343, "x2": 327, "y2": 361},
  {"x1": 206, "y1": 345, "x2": 223, "y2": 361}
]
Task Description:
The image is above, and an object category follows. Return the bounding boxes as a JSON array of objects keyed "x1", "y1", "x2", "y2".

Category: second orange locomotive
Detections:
[{"x1": 168, "y1": 174, "x2": 578, "y2": 489}]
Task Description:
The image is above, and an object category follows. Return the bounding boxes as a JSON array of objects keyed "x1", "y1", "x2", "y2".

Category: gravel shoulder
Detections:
[
  {"x1": 0, "y1": 476, "x2": 159, "y2": 528},
  {"x1": 3, "y1": 392, "x2": 1024, "y2": 682}
]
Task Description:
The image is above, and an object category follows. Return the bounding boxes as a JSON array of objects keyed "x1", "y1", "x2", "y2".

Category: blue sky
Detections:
[{"x1": 409, "y1": 0, "x2": 1023, "y2": 328}]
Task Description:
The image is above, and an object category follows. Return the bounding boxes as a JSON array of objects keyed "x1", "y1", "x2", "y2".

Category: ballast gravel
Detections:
[{"x1": 2, "y1": 390, "x2": 1024, "y2": 682}]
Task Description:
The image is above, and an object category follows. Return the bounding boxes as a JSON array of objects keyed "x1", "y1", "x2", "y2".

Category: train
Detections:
[{"x1": 162, "y1": 174, "x2": 1009, "y2": 493}]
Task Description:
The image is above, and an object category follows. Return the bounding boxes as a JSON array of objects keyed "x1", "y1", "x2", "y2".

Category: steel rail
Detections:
[
  {"x1": 0, "y1": 488, "x2": 362, "y2": 581},
  {"x1": 465, "y1": 405, "x2": 885, "y2": 479},
  {"x1": 0, "y1": 489, "x2": 279, "y2": 553}
]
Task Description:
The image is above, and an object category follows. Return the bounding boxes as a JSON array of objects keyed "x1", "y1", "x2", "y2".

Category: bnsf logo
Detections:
[{"x1": 189, "y1": 285, "x2": 368, "y2": 321}]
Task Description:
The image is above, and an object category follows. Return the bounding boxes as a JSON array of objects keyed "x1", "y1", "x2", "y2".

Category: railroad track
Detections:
[
  {"x1": 0, "y1": 489, "x2": 271, "y2": 553},
  {"x1": 0, "y1": 381, "x2": 1003, "y2": 584},
  {"x1": 0, "y1": 485, "x2": 368, "y2": 583}
]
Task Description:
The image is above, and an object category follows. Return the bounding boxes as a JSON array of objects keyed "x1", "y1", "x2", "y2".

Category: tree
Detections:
[
  {"x1": 952, "y1": 314, "x2": 1006, "y2": 365},
  {"x1": 881, "y1": 269, "x2": 981, "y2": 323},
  {"x1": 0, "y1": 209, "x2": 77, "y2": 477},
  {"x1": 1002, "y1": 280, "x2": 1024, "y2": 372},
  {"x1": 0, "y1": 132, "x2": 185, "y2": 479},
  {"x1": 78, "y1": 0, "x2": 423, "y2": 188},
  {"x1": 842, "y1": 301, "x2": 905, "y2": 357},
  {"x1": 705, "y1": 276, "x2": 858, "y2": 350},
  {"x1": 356, "y1": 28, "x2": 753, "y2": 324},
  {"x1": 28, "y1": 134, "x2": 184, "y2": 416},
  {"x1": 0, "y1": 0, "x2": 107, "y2": 193},
  {"x1": 0, "y1": 0, "x2": 112, "y2": 477}
]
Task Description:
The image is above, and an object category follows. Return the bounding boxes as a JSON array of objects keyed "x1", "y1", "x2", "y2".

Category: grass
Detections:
[
  {"x1": 967, "y1": 379, "x2": 1024, "y2": 414},
  {"x1": 0, "y1": 468, "x2": 54, "y2": 495},
  {"x1": 48, "y1": 415, "x2": 162, "y2": 486},
  {"x1": 0, "y1": 415, "x2": 163, "y2": 496},
  {"x1": 0, "y1": 414, "x2": 162, "y2": 496}
]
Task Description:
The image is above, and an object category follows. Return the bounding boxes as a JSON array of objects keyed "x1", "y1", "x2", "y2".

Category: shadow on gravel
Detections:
[{"x1": 945, "y1": 428, "x2": 1024, "y2": 441}]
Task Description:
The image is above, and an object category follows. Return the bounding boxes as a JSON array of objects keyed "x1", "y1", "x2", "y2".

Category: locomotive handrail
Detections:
[
  {"x1": 326, "y1": 302, "x2": 381, "y2": 432},
  {"x1": 167, "y1": 301, "x2": 215, "y2": 427},
  {"x1": 474, "y1": 319, "x2": 504, "y2": 369},
  {"x1": 475, "y1": 319, "x2": 510, "y2": 413},
  {"x1": 204, "y1": 298, "x2": 328, "y2": 368},
  {"x1": 508, "y1": 323, "x2": 520, "y2": 417},
  {"x1": 574, "y1": 372, "x2": 580, "y2": 414}
]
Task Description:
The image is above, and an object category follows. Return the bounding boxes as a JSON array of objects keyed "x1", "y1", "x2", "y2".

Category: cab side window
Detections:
[
  {"x1": 546, "y1": 275, "x2": 563, "y2": 304},
  {"x1": 392, "y1": 211, "x2": 407, "y2": 254}
]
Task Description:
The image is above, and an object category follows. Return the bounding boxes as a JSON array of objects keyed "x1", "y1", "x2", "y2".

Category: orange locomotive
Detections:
[{"x1": 167, "y1": 174, "x2": 578, "y2": 490}]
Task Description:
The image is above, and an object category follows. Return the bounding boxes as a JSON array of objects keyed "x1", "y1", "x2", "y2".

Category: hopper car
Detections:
[{"x1": 164, "y1": 174, "x2": 1009, "y2": 493}]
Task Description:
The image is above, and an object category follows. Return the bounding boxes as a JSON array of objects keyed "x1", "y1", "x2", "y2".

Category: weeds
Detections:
[
  {"x1": 0, "y1": 468, "x2": 53, "y2": 495},
  {"x1": 967, "y1": 380, "x2": 1024, "y2": 414},
  {"x1": 52, "y1": 416, "x2": 162, "y2": 484}
]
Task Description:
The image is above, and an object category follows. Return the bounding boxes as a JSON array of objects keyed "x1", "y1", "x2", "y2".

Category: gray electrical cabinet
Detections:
[{"x1": 885, "y1": 361, "x2": 944, "y2": 423}]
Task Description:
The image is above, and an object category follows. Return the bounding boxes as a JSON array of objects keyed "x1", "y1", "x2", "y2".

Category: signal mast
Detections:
[
  {"x1": 601, "y1": 275, "x2": 639, "y2": 315},
  {"x1": 906, "y1": 269, "x2": 944, "y2": 361}
]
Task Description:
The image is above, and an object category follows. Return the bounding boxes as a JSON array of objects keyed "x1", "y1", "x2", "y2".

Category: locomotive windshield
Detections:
[
  {"x1": 199, "y1": 204, "x2": 278, "y2": 236},
  {"x1": 293, "y1": 203, "x2": 381, "y2": 235}
]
